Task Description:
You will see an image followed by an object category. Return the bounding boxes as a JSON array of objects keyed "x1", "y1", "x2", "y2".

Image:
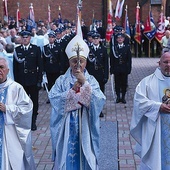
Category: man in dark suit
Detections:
[
  {"x1": 110, "y1": 33, "x2": 132, "y2": 104},
  {"x1": 13, "y1": 30, "x2": 43, "y2": 131},
  {"x1": 86, "y1": 32, "x2": 109, "y2": 117}
]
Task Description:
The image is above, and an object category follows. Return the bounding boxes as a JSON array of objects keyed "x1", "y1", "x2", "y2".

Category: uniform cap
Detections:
[
  {"x1": 116, "y1": 33, "x2": 125, "y2": 38},
  {"x1": 65, "y1": 35, "x2": 89, "y2": 60},
  {"x1": 114, "y1": 26, "x2": 123, "y2": 33},
  {"x1": 87, "y1": 31, "x2": 93, "y2": 37},
  {"x1": 55, "y1": 28, "x2": 62, "y2": 34},
  {"x1": 48, "y1": 31, "x2": 56, "y2": 37},
  {"x1": 91, "y1": 32, "x2": 101, "y2": 39},
  {"x1": 20, "y1": 30, "x2": 32, "y2": 37}
]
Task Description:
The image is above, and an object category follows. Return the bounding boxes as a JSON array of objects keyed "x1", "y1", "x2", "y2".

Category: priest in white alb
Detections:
[
  {"x1": 0, "y1": 56, "x2": 35, "y2": 170},
  {"x1": 130, "y1": 52, "x2": 170, "y2": 170}
]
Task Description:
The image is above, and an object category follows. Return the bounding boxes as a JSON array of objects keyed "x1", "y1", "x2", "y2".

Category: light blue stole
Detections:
[
  {"x1": 0, "y1": 87, "x2": 8, "y2": 170},
  {"x1": 160, "y1": 78, "x2": 170, "y2": 169},
  {"x1": 66, "y1": 83, "x2": 80, "y2": 170}
]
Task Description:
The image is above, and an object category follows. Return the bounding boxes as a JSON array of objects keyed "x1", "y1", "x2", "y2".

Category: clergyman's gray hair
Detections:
[{"x1": 0, "y1": 56, "x2": 9, "y2": 69}]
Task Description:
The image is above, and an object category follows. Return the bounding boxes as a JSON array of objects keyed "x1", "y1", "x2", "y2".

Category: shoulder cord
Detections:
[
  {"x1": 13, "y1": 49, "x2": 25, "y2": 63},
  {"x1": 42, "y1": 46, "x2": 53, "y2": 58},
  {"x1": 111, "y1": 36, "x2": 119, "y2": 59},
  {"x1": 87, "y1": 48, "x2": 96, "y2": 63}
]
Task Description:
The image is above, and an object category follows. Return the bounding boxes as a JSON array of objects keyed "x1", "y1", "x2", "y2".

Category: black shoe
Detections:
[
  {"x1": 116, "y1": 97, "x2": 121, "y2": 103},
  {"x1": 46, "y1": 99, "x2": 50, "y2": 104},
  {"x1": 121, "y1": 98, "x2": 126, "y2": 104},
  {"x1": 99, "y1": 112, "x2": 104, "y2": 117},
  {"x1": 31, "y1": 124, "x2": 37, "y2": 131}
]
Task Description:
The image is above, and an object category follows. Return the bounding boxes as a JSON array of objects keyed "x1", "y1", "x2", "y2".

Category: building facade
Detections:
[{"x1": 0, "y1": 0, "x2": 169, "y2": 28}]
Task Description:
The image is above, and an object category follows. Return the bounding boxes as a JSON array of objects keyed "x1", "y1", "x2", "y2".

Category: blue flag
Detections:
[
  {"x1": 124, "y1": 7, "x2": 130, "y2": 38},
  {"x1": 143, "y1": 11, "x2": 156, "y2": 40},
  {"x1": 26, "y1": 3, "x2": 36, "y2": 31}
]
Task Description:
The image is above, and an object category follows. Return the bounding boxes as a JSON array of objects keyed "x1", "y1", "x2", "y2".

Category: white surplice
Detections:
[
  {"x1": 130, "y1": 68, "x2": 164, "y2": 170},
  {"x1": 0, "y1": 78, "x2": 35, "y2": 170}
]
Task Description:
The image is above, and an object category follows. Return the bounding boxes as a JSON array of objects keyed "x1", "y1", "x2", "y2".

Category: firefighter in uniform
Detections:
[
  {"x1": 55, "y1": 28, "x2": 69, "y2": 73},
  {"x1": 110, "y1": 33, "x2": 132, "y2": 104},
  {"x1": 42, "y1": 31, "x2": 67, "y2": 103},
  {"x1": 13, "y1": 30, "x2": 43, "y2": 131},
  {"x1": 86, "y1": 32, "x2": 109, "y2": 117}
]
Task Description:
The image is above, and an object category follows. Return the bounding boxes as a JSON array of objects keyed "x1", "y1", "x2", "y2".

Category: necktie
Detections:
[{"x1": 24, "y1": 47, "x2": 27, "y2": 51}]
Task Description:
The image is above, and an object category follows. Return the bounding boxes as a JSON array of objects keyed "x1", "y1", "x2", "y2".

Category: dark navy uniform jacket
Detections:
[
  {"x1": 86, "y1": 44, "x2": 109, "y2": 82},
  {"x1": 13, "y1": 44, "x2": 43, "y2": 86},
  {"x1": 110, "y1": 43, "x2": 132, "y2": 74},
  {"x1": 54, "y1": 39, "x2": 69, "y2": 73},
  {"x1": 42, "y1": 43, "x2": 64, "y2": 74}
]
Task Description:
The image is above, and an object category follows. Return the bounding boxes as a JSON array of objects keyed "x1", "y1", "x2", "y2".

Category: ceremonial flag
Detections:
[
  {"x1": 143, "y1": 10, "x2": 156, "y2": 40},
  {"x1": 90, "y1": 10, "x2": 97, "y2": 31},
  {"x1": 3, "y1": 0, "x2": 8, "y2": 23},
  {"x1": 105, "y1": 0, "x2": 113, "y2": 42},
  {"x1": 58, "y1": 6, "x2": 62, "y2": 24},
  {"x1": 27, "y1": 3, "x2": 36, "y2": 31},
  {"x1": 16, "y1": 4, "x2": 21, "y2": 28},
  {"x1": 48, "y1": 4, "x2": 51, "y2": 23},
  {"x1": 155, "y1": 8, "x2": 165, "y2": 43},
  {"x1": 134, "y1": 2, "x2": 141, "y2": 44},
  {"x1": 115, "y1": 0, "x2": 125, "y2": 20},
  {"x1": 124, "y1": 5, "x2": 130, "y2": 38}
]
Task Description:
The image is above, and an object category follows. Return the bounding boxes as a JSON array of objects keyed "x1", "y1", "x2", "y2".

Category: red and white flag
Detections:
[
  {"x1": 48, "y1": 4, "x2": 51, "y2": 23},
  {"x1": 16, "y1": 7, "x2": 21, "y2": 28},
  {"x1": 155, "y1": 10, "x2": 165, "y2": 43},
  {"x1": 105, "y1": 0, "x2": 113, "y2": 42},
  {"x1": 115, "y1": 0, "x2": 125, "y2": 20},
  {"x1": 134, "y1": 3, "x2": 141, "y2": 44},
  {"x1": 3, "y1": 0, "x2": 8, "y2": 23}
]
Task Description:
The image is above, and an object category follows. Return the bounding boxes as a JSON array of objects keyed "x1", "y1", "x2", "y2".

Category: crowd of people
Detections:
[{"x1": 0, "y1": 15, "x2": 170, "y2": 169}]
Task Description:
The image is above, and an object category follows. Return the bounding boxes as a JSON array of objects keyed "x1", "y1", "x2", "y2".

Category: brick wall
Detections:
[
  {"x1": 4, "y1": 0, "x2": 104, "y2": 27},
  {"x1": 0, "y1": 0, "x2": 167, "y2": 28}
]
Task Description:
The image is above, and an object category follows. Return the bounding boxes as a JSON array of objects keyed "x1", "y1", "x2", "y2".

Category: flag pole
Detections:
[
  {"x1": 135, "y1": 2, "x2": 140, "y2": 58},
  {"x1": 16, "y1": 2, "x2": 20, "y2": 28},
  {"x1": 148, "y1": 5, "x2": 151, "y2": 58},
  {"x1": 1, "y1": 1, "x2": 3, "y2": 25},
  {"x1": 148, "y1": 40, "x2": 151, "y2": 57}
]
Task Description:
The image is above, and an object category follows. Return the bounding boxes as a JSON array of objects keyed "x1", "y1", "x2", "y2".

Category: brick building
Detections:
[{"x1": 0, "y1": 0, "x2": 169, "y2": 28}]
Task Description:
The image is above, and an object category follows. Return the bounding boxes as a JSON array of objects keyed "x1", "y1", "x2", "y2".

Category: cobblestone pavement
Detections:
[{"x1": 32, "y1": 57, "x2": 160, "y2": 170}]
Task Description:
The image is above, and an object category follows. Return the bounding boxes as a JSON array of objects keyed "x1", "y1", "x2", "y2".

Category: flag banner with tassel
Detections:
[
  {"x1": 124, "y1": 5, "x2": 130, "y2": 39},
  {"x1": 3, "y1": 0, "x2": 8, "y2": 23},
  {"x1": 58, "y1": 5, "x2": 62, "y2": 24},
  {"x1": 134, "y1": 2, "x2": 141, "y2": 44},
  {"x1": 155, "y1": 7, "x2": 165, "y2": 43},
  {"x1": 27, "y1": 3, "x2": 36, "y2": 31},
  {"x1": 16, "y1": 3, "x2": 21, "y2": 28},
  {"x1": 48, "y1": 4, "x2": 51, "y2": 23},
  {"x1": 115, "y1": 0, "x2": 125, "y2": 20},
  {"x1": 143, "y1": 10, "x2": 156, "y2": 40},
  {"x1": 105, "y1": 0, "x2": 113, "y2": 42}
]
